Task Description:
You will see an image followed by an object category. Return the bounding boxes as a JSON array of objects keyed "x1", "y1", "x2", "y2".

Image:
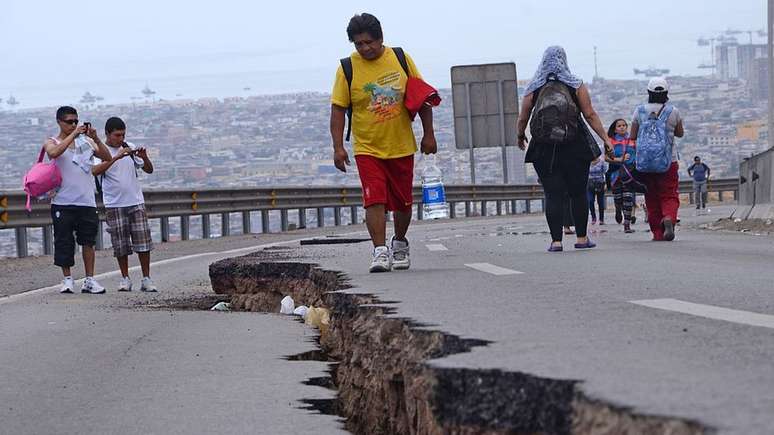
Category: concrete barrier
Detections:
[{"x1": 735, "y1": 148, "x2": 774, "y2": 220}]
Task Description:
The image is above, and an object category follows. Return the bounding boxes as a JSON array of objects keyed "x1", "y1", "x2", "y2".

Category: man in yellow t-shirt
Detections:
[{"x1": 330, "y1": 12, "x2": 437, "y2": 273}]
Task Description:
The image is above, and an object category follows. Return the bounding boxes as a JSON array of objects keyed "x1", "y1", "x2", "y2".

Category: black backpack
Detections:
[
  {"x1": 529, "y1": 76, "x2": 580, "y2": 145},
  {"x1": 340, "y1": 47, "x2": 410, "y2": 142}
]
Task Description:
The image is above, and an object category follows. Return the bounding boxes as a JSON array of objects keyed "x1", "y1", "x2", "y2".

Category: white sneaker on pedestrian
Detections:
[
  {"x1": 81, "y1": 277, "x2": 106, "y2": 294},
  {"x1": 60, "y1": 277, "x2": 74, "y2": 294},
  {"x1": 369, "y1": 246, "x2": 392, "y2": 273},
  {"x1": 390, "y1": 236, "x2": 410, "y2": 270},
  {"x1": 118, "y1": 276, "x2": 133, "y2": 292},
  {"x1": 140, "y1": 277, "x2": 158, "y2": 293}
]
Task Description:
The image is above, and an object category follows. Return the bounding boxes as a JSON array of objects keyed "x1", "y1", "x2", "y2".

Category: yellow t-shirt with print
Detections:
[{"x1": 331, "y1": 47, "x2": 421, "y2": 159}]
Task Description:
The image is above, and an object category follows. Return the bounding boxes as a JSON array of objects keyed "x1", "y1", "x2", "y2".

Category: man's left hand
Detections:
[
  {"x1": 135, "y1": 147, "x2": 148, "y2": 159},
  {"x1": 86, "y1": 126, "x2": 100, "y2": 142},
  {"x1": 420, "y1": 134, "x2": 437, "y2": 155}
]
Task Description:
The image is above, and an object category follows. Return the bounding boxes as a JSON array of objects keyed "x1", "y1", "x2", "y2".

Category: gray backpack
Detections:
[{"x1": 529, "y1": 77, "x2": 580, "y2": 144}]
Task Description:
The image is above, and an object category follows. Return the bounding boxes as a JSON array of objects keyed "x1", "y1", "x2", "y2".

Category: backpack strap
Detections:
[
  {"x1": 37, "y1": 146, "x2": 46, "y2": 163},
  {"x1": 392, "y1": 47, "x2": 411, "y2": 78},
  {"x1": 340, "y1": 57, "x2": 354, "y2": 142}
]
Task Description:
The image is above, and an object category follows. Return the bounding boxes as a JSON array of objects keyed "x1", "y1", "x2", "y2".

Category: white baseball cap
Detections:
[{"x1": 647, "y1": 77, "x2": 669, "y2": 92}]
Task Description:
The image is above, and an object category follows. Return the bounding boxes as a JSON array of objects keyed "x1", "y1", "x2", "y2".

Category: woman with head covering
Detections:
[{"x1": 517, "y1": 46, "x2": 613, "y2": 252}]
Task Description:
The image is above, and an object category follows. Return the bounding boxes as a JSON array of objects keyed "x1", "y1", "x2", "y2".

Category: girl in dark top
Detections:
[{"x1": 517, "y1": 46, "x2": 612, "y2": 252}]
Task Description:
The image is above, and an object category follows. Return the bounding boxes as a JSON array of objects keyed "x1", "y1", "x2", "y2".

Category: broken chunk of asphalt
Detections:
[
  {"x1": 300, "y1": 237, "x2": 372, "y2": 245},
  {"x1": 206, "y1": 255, "x2": 707, "y2": 435}
]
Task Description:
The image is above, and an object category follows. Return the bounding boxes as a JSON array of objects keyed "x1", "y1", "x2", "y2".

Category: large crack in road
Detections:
[{"x1": 205, "y1": 251, "x2": 707, "y2": 435}]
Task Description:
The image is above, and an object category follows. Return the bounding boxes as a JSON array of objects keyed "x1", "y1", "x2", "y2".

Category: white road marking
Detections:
[
  {"x1": 425, "y1": 243, "x2": 448, "y2": 252},
  {"x1": 0, "y1": 231, "x2": 369, "y2": 306},
  {"x1": 631, "y1": 298, "x2": 774, "y2": 330},
  {"x1": 464, "y1": 263, "x2": 523, "y2": 276}
]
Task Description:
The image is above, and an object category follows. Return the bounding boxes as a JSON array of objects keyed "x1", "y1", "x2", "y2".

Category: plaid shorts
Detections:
[{"x1": 105, "y1": 204, "x2": 153, "y2": 257}]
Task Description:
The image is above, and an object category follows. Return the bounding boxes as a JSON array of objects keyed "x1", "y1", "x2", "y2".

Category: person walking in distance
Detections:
[
  {"x1": 517, "y1": 46, "x2": 613, "y2": 252},
  {"x1": 44, "y1": 106, "x2": 112, "y2": 294},
  {"x1": 587, "y1": 156, "x2": 608, "y2": 226},
  {"x1": 92, "y1": 117, "x2": 157, "y2": 292},
  {"x1": 330, "y1": 13, "x2": 437, "y2": 272},
  {"x1": 630, "y1": 77, "x2": 684, "y2": 241},
  {"x1": 606, "y1": 119, "x2": 637, "y2": 233},
  {"x1": 687, "y1": 156, "x2": 711, "y2": 214}
]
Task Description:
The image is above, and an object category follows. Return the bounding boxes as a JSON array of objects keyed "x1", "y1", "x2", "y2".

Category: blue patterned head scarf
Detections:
[{"x1": 524, "y1": 46, "x2": 583, "y2": 96}]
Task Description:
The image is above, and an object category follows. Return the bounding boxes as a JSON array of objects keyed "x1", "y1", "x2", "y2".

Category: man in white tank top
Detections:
[
  {"x1": 92, "y1": 117, "x2": 157, "y2": 293},
  {"x1": 43, "y1": 106, "x2": 112, "y2": 294}
]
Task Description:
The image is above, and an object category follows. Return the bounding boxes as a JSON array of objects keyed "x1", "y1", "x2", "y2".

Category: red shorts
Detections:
[{"x1": 355, "y1": 154, "x2": 414, "y2": 212}]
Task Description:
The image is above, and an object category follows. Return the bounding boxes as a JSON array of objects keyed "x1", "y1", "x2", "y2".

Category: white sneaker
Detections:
[
  {"x1": 60, "y1": 277, "x2": 74, "y2": 294},
  {"x1": 369, "y1": 246, "x2": 392, "y2": 273},
  {"x1": 390, "y1": 237, "x2": 410, "y2": 270},
  {"x1": 140, "y1": 277, "x2": 158, "y2": 293},
  {"x1": 118, "y1": 276, "x2": 133, "y2": 292},
  {"x1": 81, "y1": 277, "x2": 106, "y2": 294}
]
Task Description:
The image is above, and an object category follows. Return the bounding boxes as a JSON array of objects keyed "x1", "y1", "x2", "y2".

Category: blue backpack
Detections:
[{"x1": 635, "y1": 104, "x2": 674, "y2": 173}]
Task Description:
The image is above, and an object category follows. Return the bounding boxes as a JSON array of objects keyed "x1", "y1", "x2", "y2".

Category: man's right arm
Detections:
[
  {"x1": 330, "y1": 104, "x2": 350, "y2": 172},
  {"x1": 44, "y1": 127, "x2": 84, "y2": 159},
  {"x1": 92, "y1": 148, "x2": 130, "y2": 176}
]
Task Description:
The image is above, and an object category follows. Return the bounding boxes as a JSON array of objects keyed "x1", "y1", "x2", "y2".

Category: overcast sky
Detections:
[{"x1": 0, "y1": 0, "x2": 766, "y2": 102}]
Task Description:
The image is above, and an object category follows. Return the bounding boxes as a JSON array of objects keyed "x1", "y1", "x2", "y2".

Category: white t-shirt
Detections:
[
  {"x1": 51, "y1": 137, "x2": 97, "y2": 207},
  {"x1": 632, "y1": 103, "x2": 682, "y2": 162},
  {"x1": 97, "y1": 142, "x2": 145, "y2": 208}
]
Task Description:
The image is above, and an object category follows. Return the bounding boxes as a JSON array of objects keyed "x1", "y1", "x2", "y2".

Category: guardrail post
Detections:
[
  {"x1": 42, "y1": 225, "x2": 54, "y2": 255},
  {"x1": 15, "y1": 227, "x2": 28, "y2": 258},
  {"x1": 261, "y1": 210, "x2": 270, "y2": 233},
  {"x1": 181, "y1": 216, "x2": 190, "y2": 240},
  {"x1": 733, "y1": 189, "x2": 738, "y2": 201},
  {"x1": 334, "y1": 207, "x2": 342, "y2": 226},
  {"x1": 449, "y1": 202, "x2": 456, "y2": 219},
  {"x1": 350, "y1": 206, "x2": 358, "y2": 225},
  {"x1": 465, "y1": 201, "x2": 471, "y2": 217},
  {"x1": 298, "y1": 208, "x2": 307, "y2": 229},
  {"x1": 541, "y1": 199, "x2": 546, "y2": 212},
  {"x1": 481, "y1": 201, "x2": 488, "y2": 217},
  {"x1": 689, "y1": 192, "x2": 695, "y2": 205},
  {"x1": 718, "y1": 191, "x2": 724, "y2": 202},
  {"x1": 242, "y1": 211, "x2": 252, "y2": 234},
  {"x1": 96, "y1": 221, "x2": 104, "y2": 250},
  {"x1": 281, "y1": 209, "x2": 289, "y2": 231},
  {"x1": 511, "y1": 200, "x2": 517, "y2": 214},
  {"x1": 221, "y1": 213, "x2": 230, "y2": 237},
  {"x1": 160, "y1": 217, "x2": 170, "y2": 242},
  {"x1": 496, "y1": 201, "x2": 503, "y2": 216},
  {"x1": 417, "y1": 203, "x2": 424, "y2": 220},
  {"x1": 524, "y1": 200, "x2": 531, "y2": 214},
  {"x1": 202, "y1": 214, "x2": 211, "y2": 239},
  {"x1": 317, "y1": 208, "x2": 325, "y2": 228}
]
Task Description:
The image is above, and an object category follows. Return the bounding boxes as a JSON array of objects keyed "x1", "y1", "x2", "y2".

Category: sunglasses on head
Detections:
[{"x1": 59, "y1": 119, "x2": 79, "y2": 125}]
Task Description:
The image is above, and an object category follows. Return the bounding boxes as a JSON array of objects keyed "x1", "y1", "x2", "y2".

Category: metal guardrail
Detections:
[{"x1": 1, "y1": 178, "x2": 739, "y2": 258}]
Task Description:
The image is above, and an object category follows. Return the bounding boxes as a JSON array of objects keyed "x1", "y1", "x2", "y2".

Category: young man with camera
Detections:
[
  {"x1": 92, "y1": 117, "x2": 157, "y2": 292},
  {"x1": 44, "y1": 106, "x2": 112, "y2": 294}
]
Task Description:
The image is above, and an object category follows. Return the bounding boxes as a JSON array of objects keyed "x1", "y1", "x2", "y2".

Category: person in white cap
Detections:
[{"x1": 630, "y1": 77, "x2": 684, "y2": 241}]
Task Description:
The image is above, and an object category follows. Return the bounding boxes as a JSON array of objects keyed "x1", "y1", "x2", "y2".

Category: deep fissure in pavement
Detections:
[{"x1": 207, "y1": 254, "x2": 707, "y2": 435}]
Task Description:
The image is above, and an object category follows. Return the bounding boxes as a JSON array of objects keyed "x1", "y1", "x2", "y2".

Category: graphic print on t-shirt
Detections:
[{"x1": 364, "y1": 70, "x2": 402, "y2": 123}]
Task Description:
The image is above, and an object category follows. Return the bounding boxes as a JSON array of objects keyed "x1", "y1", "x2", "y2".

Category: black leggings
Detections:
[
  {"x1": 534, "y1": 147, "x2": 591, "y2": 242},
  {"x1": 587, "y1": 187, "x2": 606, "y2": 222}
]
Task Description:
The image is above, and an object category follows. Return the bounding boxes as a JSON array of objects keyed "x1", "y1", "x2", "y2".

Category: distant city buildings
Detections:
[{"x1": 0, "y1": 74, "x2": 769, "y2": 191}]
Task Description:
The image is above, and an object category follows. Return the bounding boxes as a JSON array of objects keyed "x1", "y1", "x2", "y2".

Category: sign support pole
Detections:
[{"x1": 465, "y1": 82, "x2": 476, "y2": 184}]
